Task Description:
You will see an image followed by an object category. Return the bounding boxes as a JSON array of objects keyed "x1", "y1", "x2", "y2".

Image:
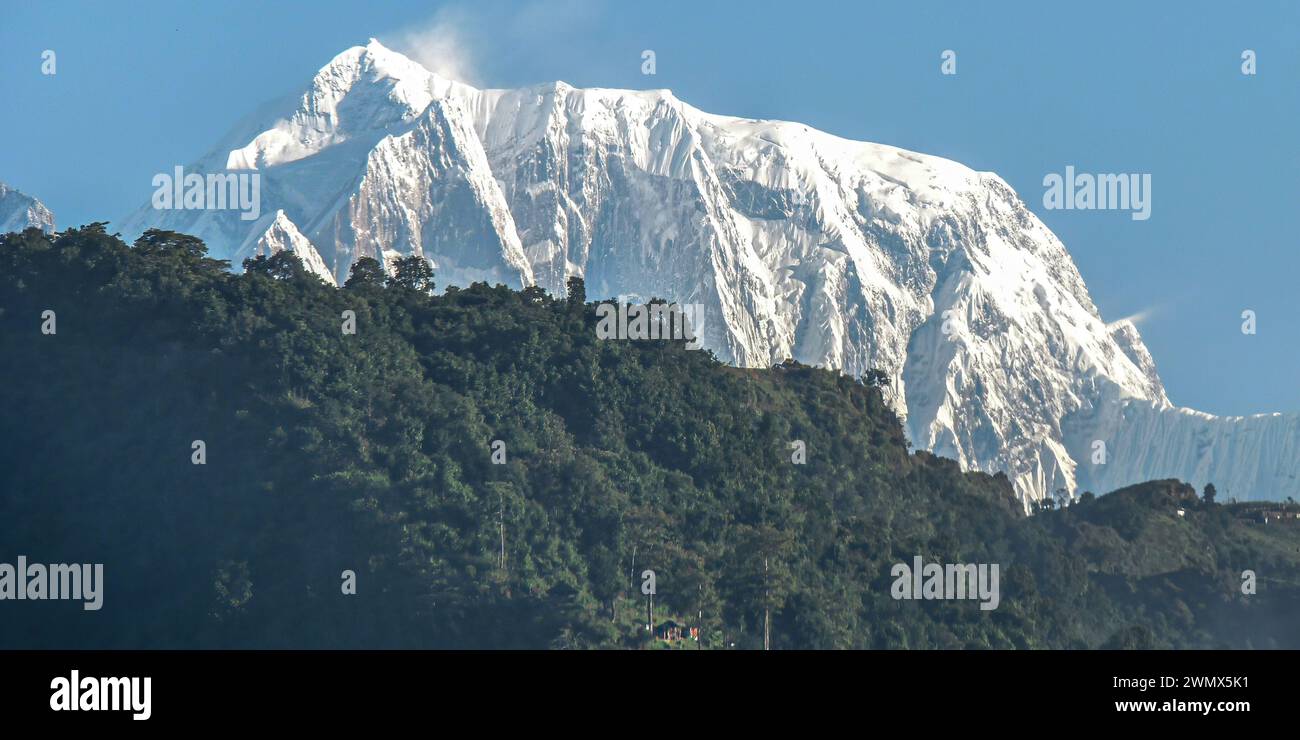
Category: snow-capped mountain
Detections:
[
  {"x1": 235, "y1": 210, "x2": 338, "y2": 286},
  {"x1": 119, "y1": 40, "x2": 1300, "y2": 505},
  {"x1": 0, "y1": 182, "x2": 55, "y2": 234}
]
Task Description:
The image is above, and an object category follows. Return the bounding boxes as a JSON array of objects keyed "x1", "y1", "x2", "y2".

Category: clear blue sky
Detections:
[{"x1": 2, "y1": 0, "x2": 1297, "y2": 416}]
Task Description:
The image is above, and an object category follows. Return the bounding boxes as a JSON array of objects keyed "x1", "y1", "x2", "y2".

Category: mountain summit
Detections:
[
  {"x1": 0, "y1": 182, "x2": 54, "y2": 234},
  {"x1": 119, "y1": 40, "x2": 1300, "y2": 504}
]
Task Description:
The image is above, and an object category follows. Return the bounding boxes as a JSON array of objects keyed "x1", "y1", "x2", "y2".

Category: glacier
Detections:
[{"x1": 116, "y1": 39, "x2": 1300, "y2": 506}]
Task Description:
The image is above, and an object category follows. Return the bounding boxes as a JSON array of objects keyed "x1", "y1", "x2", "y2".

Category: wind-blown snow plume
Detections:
[
  {"x1": 389, "y1": 0, "x2": 599, "y2": 88},
  {"x1": 1107, "y1": 306, "x2": 1159, "y2": 329},
  {"x1": 392, "y1": 7, "x2": 480, "y2": 86}
]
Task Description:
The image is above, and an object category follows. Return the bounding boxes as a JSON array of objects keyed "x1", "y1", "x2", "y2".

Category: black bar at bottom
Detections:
[{"x1": 0, "y1": 649, "x2": 1284, "y2": 726}]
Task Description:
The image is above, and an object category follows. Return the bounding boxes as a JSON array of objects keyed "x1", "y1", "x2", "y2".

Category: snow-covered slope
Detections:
[
  {"x1": 0, "y1": 182, "x2": 55, "y2": 234},
  {"x1": 1064, "y1": 399, "x2": 1300, "y2": 503},
  {"x1": 117, "y1": 39, "x2": 1300, "y2": 504},
  {"x1": 236, "y1": 210, "x2": 337, "y2": 286}
]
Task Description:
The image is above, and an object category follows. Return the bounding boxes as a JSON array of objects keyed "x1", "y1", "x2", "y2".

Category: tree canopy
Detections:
[{"x1": 1, "y1": 225, "x2": 1297, "y2": 649}]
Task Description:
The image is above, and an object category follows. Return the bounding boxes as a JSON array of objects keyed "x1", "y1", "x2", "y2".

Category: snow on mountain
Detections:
[
  {"x1": 1064, "y1": 399, "x2": 1300, "y2": 504},
  {"x1": 311, "y1": 95, "x2": 534, "y2": 288},
  {"x1": 0, "y1": 182, "x2": 55, "y2": 234},
  {"x1": 236, "y1": 210, "x2": 337, "y2": 286},
  {"x1": 117, "y1": 39, "x2": 1299, "y2": 505}
]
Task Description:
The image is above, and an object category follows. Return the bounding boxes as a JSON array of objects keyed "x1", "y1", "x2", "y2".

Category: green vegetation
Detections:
[{"x1": 1, "y1": 224, "x2": 1297, "y2": 649}]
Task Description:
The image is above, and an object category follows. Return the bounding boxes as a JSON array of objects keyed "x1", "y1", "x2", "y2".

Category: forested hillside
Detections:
[{"x1": 1, "y1": 225, "x2": 1297, "y2": 649}]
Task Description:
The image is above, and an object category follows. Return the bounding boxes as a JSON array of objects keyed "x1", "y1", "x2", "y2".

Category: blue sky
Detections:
[{"x1": 2, "y1": 0, "x2": 1297, "y2": 416}]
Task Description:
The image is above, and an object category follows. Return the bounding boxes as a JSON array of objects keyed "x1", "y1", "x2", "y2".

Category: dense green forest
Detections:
[{"x1": 1, "y1": 224, "x2": 1298, "y2": 649}]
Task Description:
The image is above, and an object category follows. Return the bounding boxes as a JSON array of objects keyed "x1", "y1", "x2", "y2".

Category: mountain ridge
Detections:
[{"x1": 115, "y1": 39, "x2": 1300, "y2": 504}]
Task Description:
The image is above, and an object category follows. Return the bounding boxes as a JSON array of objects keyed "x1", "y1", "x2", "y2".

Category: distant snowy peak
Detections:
[
  {"x1": 237, "y1": 210, "x2": 337, "y2": 286},
  {"x1": 116, "y1": 39, "x2": 1299, "y2": 504},
  {"x1": 224, "y1": 39, "x2": 470, "y2": 171},
  {"x1": 0, "y1": 182, "x2": 55, "y2": 234}
]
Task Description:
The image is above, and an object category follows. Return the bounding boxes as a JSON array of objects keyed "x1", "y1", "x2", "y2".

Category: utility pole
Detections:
[
  {"x1": 495, "y1": 483, "x2": 507, "y2": 573},
  {"x1": 763, "y1": 554, "x2": 770, "y2": 651},
  {"x1": 641, "y1": 568, "x2": 656, "y2": 645}
]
